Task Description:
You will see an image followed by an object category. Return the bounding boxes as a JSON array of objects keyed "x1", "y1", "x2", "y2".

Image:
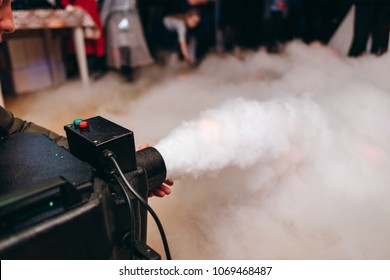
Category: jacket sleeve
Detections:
[{"x1": 0, "y1": 106, "x2": 68, "y2": 148}]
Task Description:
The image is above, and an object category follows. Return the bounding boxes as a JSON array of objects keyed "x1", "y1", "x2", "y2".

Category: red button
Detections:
[{"x1": 79, "y1": 120, "x2": 89, "y2": 129}]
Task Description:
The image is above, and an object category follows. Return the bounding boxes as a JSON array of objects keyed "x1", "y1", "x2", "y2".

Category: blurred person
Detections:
[
  {"x1": 169, "y1": 0, "x2": 214, "y2": 60},
  {"x1": 100, "y1": 0, "x2": 154, "y2": 81},
  {"x1": 218, "y1": 0, "x2": 264, "y2": 51},
  {"x1": 283, "y1": 0, "x2": 303, "y2": 41},
  {"x1": 218, "y1": 0, "x2": 243, "y2": 51},
  {"x1": 158, "y1": 8, "x2": 201, "y2": 65},
  {"x1": 301, "y1": 0, "x2": 352, "y2": 44},
  {"x1": 0, "y1": 0, "x2": 172, "y2": 197},
  {"x1": 349, "y1": 0, "x2": 390, "y2": 57},
  {"x1": 263, "y1": 0, "x2": 288, "y2": 53},
  {"x1": 300, "y1": 0, "x2": 324, "y2": 43}
]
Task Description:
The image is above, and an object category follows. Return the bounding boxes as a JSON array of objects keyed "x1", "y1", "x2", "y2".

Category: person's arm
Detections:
[
  {"x1": 179, "y1": 41, "x2": 192, "y2": 64},
  {"x1": 177, "y1": 22, "x2": 193, "y2": 64},
  {"x1": 0, "y1": 106, "x2": 68, "y2": 148},
  {"x1": 172, "y1": 18, "x2": 193, "y2": 65}
]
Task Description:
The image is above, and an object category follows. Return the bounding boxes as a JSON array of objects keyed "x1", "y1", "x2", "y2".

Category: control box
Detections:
[{"x1": 64, "y1": 116, "x2": 136, "y2": 173}]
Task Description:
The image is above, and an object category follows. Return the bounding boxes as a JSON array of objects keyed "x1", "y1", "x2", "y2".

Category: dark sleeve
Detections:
[{"x1": 0, "y1": 106, "x2": 69, "y2": 149}]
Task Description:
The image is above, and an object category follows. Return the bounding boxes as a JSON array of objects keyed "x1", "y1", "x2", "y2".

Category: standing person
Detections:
[
  {"x1": 349, "y1": 0, "x2": 390, "y2": 57},
  {"x1": 283, "y1": 0, "x2": 303, "y2": 41},
  {"x1": 100, "y1": 0, "x2": 154, "y2": 81},
  {"x1": 60, "y1": 0, "x2": 106, "y2": 75},
  {"x1": 263, "y1": 0, "x2": 288, "y2": 52},
  {"x1": 218, "y1": 0, "x2": 244, "y2": 51},
  {"x1": 300, "y1": 0, "x2": 323, "y2": 43},
  {"x1": 218, "y1": 0, "x2": 264, "y2": 51}
]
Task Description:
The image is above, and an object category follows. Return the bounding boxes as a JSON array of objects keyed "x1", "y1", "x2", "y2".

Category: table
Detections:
[{"x1": 0, "y1": 8, "x2": 100, "y2": 107}]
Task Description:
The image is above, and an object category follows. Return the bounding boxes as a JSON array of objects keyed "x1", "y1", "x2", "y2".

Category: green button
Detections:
[{"x1": 73, "y1": 119, "x2": 83, "y2": 126}]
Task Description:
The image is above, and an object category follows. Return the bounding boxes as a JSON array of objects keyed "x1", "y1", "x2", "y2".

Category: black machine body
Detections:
[
  {"x1": 0, "y1": 116, "x2": 167, "y2": 259},
  {"x1": 64, "y1": 116, "x2": 137, "y2": 174}
]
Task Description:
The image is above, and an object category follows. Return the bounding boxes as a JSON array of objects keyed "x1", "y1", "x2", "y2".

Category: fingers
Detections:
[
  {"x1": 148, "y1": 180, "x2": 174, "y2": 198},
  {"x1": 164, "y1": 178, "x2": 174, "y2": 186},
  {"x1": 149, "y1": 188, "x2": 168, "y2": 198},
  {"x1": 149, "y1": 188, "x2": 166, "y2": 198},
  {"x1": 160, "y1": 184, "x2": 172, "y2": 195}
]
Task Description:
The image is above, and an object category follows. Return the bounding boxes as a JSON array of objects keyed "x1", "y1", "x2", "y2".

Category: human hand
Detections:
[
  {"x1": 149, "y1": 178, "x2": 174, "y2": 198},
  {"x1": 184, "y1": 57, "x2": 195, "y2": 67}
]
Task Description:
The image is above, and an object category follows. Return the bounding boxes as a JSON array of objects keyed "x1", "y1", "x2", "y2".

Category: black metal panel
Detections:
[{"x1": 0, "y1": 132, "x2": 94, "y2": 196}]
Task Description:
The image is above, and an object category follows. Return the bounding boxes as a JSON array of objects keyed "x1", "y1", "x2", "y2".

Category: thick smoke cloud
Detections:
[
  {"x1": 147, "y1": 43, "x2": 390, "y2": 260},
  {"x1": 9, "y1": 41, "x2": 390, "y2": 259},
  {"x1": 155, "y1": 97, "x2": 329, "y2": 179}
]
